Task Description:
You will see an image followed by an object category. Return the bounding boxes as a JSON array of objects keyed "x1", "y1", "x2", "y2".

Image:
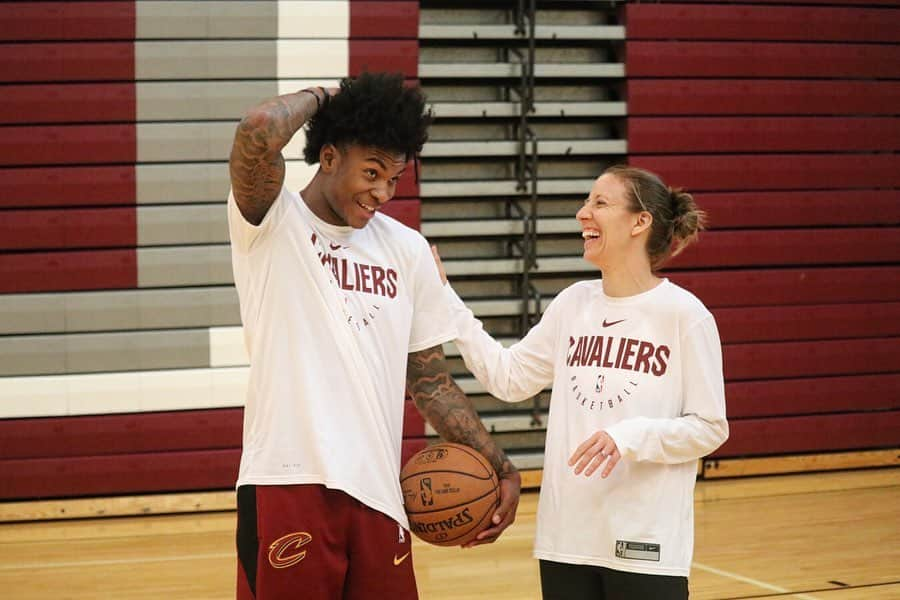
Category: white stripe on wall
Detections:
[
  {"x1": 278, "y1": 0, "x2": 349, "y2": 39},
  {"x1": 0, "y1": 367, "x2": 248, "y2": 419},
  {"x1": 285, "y1": 161, "x2": 320, "y2": 192},
  {"x1": 209, "y1": 326, "x2": 249, "y2": 367},
  {"x1": 277, "y1": 3, "x2": 348, "y2": 225},
  {"x1": 277, "y1": 40, "x2": 348, "y2": 78}
]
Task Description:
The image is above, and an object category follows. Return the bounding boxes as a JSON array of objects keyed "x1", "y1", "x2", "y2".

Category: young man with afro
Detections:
[{"x1": 227, "y1": 72, "x2": 521, "y2": 599}]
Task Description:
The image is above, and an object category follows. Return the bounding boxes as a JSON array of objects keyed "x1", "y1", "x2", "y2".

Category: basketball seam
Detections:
[
  {"x1": 400, "y1": 469, "x2": 496, "y2": 484},
  {"x1": 404, "y1": 486, "x2": 499, "y2": 516},
  {"x1": 450, "y1": 444, "x2": 493, "y2": 473}
]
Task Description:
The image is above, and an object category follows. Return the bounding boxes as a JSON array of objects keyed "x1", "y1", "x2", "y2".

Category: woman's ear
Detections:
[{"x1": 632, "y1": 211, "x2": 653, "y2": 237}]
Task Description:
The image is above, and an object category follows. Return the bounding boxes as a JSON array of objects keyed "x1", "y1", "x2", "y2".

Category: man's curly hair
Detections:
[{"x1": 303, "y1": 72, "x2": 432, "y2": 165}]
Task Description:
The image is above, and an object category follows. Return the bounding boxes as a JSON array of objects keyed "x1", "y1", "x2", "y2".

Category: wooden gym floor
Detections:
[{"x1": 1, "y1": 469, "x2": 898, "y2": 599}]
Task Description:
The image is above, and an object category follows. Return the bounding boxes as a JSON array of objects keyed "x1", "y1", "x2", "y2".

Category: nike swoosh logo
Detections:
[
  {"x1": 602, "y1": 318, "x2": 626, "y2": 328},
  {"x1": 393, "y1": 552, "x2": 410, "y2": 566},
  {"x1": 329, "y1": 243, "x2": 344, "y2": 250}
]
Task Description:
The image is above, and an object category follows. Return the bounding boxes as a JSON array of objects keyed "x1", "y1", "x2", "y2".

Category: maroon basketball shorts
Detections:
[{"x1": 236, "y1": 484, "x2": 418, "y2": 600}]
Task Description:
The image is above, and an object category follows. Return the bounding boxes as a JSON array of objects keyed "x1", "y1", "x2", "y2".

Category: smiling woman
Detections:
[
  {"x1": 577, "y1": 165, "x2": 706, "y2": 297},
  {"x1": 433, "y1": 164, "x2": 727, "y2": 600}
]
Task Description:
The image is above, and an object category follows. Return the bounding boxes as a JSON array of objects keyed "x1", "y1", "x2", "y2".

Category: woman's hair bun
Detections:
[{"x1": 667, "y1": 187, "x2": 706, "y2": 258}]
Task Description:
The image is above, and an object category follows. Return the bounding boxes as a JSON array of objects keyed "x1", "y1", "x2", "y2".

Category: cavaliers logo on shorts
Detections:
[{"x1": 268, "y1": 532, "x2": 313, "y2": 568}]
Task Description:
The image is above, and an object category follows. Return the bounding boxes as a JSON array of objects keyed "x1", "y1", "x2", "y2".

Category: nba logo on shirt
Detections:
[{"x1": 595, "y1": 374, "x2": 605, "y2": 393}]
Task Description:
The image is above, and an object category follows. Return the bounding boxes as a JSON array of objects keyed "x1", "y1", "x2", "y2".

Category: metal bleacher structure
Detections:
[
  {"x1": 418, "y1": 0, "x2": 629, "y2": 472},
  {"x1": 0, "y1": 0, "x2": 899, "y2": 516},
  {"x1": 420, "y1": 0, "x2": 900, "y2": 477}
]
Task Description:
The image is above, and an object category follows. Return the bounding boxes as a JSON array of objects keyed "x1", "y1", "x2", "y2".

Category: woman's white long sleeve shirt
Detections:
[{"x1": 445, "y1": 279, "x2": 728, "y2": 576}]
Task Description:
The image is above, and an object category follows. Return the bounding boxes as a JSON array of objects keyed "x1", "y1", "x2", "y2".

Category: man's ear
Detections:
[
  {"x1": 320, "y1": 144, "x2": 338, "y2": 173},
  {"x1": 632, "y1": 211, "x2": 653, "y2": 237}
]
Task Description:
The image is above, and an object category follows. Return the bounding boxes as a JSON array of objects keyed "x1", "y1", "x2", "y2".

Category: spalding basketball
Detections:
[{"x1": 400, "y1": 442, "x2": 500, "y2": 546}]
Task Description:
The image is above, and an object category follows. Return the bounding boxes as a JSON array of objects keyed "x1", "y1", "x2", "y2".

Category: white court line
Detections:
[
  {"x1": 693, "y1": 561, "x2": 820, "y2": 600},
  {"x1": 0, "y1": 552, "x2": 233, "y2": 571}
]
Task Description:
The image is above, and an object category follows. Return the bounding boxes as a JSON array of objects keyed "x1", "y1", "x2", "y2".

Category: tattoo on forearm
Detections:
[
  {"x1": 407, "y1": 346, "x2": 515, "y2": 477},
  {"x1": 229, "y1": 92, "x2": 319, "y2": 224}
]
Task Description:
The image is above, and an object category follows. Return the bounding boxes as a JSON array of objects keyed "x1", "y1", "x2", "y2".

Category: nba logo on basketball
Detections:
[
  {"x1": 420, "y1": 477, "x2": 434, "y2": 506},
  {"x1": 595, "y1": 374, "x2": 605, "y2": 393}
]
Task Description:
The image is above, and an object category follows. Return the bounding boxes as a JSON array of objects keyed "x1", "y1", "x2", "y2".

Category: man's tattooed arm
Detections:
[
  {"x1": 407, "y1": 343, "x2": 521, "y2": 545},
  {"x1": 229, "y1": 88, "x2": 324, "y2": 225},
  {"x1": 406, "y1": 344, "x2": 516, "y2": 479}
]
